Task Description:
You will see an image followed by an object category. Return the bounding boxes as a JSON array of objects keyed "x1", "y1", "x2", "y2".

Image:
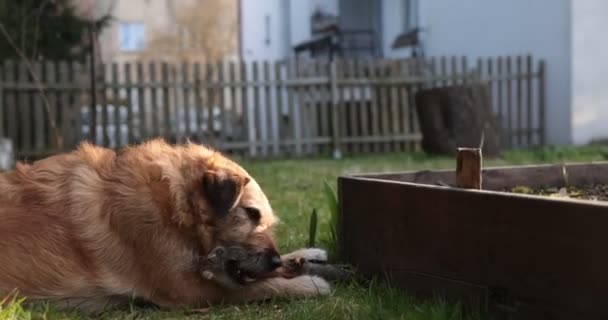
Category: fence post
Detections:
[
  {"x1": 330, "y1": 61, "x2": 342, "y2": 159},
  {"x1": 538, "y1": 60, "x2": 546, "y2": 146}
]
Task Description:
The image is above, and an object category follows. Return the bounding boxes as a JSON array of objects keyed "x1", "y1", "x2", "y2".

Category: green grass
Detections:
[{"x1": 2, "y1": 145, "x2": 608, "y2": 320}]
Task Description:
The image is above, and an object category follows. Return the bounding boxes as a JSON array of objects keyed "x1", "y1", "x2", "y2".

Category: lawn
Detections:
[{"x1": 2, "y1": 146, "x2": 608, "y2": 320}]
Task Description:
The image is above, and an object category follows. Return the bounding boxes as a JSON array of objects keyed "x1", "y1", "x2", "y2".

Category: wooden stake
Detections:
[{"x1": 456, "y1": 147, "x2": 483, "y2": 189}]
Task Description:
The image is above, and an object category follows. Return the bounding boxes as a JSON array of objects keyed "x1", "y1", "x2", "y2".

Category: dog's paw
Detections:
[
  {"x1": 282, "y1": 248, "x2": 328, "y2": 263},
  {"x1": 287, "y1": 275, "x2": 331, "y2": 297}
]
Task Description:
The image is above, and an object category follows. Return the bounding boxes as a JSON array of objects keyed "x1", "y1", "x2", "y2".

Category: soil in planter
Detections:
[{"x1": 509, "y1": 184, "x2": 608, "y2": 202}]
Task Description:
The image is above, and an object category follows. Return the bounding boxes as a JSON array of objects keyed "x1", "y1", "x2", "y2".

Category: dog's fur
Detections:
[{"x1": 0, "y1": 140, "x2": 329, "y2": 313}]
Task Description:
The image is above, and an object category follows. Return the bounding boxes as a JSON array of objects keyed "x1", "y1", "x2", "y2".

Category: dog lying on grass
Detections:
[{"x1": 0, "y1": 140, "x2": 333, "y2": 313}]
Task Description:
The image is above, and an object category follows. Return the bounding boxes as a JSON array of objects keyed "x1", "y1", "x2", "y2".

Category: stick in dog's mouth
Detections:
[{"x1": 201, "y1": 245, "x2": 278, "y2": 289}]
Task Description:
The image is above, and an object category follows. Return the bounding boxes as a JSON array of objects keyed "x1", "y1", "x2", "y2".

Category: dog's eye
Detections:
[{"x1": 244, "y1": 207, "x2": 261, "y2": 224}]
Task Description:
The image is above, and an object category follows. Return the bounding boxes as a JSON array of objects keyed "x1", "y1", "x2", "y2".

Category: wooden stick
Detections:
[{"x1": 456, "y1": 147, "x2": 483, "y2": 189}]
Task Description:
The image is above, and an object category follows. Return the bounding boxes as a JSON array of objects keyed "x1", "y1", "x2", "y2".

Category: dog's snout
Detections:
[{"x1": 269, "y1": 254, "x2": 282, "y2": 269}]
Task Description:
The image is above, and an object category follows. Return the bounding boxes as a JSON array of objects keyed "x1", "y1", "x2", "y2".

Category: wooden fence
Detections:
[{"x1": 0, "y1": 55, "x2": 545, "y2": 158}]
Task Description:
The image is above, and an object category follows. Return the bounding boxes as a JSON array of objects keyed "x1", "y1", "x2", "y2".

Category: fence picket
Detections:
[
  {"x1": 506, "y1": 56, "x2": 513, "y2": 147},
  {"x1": 124, "y1": 63, "x2": 134, "y2": 144},
  {"x1": 32, "y1": 62, "x2": 45, "y2": 151},
  {"x1": 355, "y1": 60, "x2": 369, "y2": 153},
  {"x1": 44, "y1": 62, "x2": 58, "y2": 149},
  {"x1": 18, "y1": 62, "x2": 31, "y2": 152},
  {"x1": 262, "y1": 61, "x2": 271, "y2": 156},
  {"x1": 218, "y1": 61, "x2": 228, "y2": 150},
  {"x1": 111, "y1": 63, "x2": 121, "y2": 147},
  {"x1": 273, "y1": 61, "x2": 282, "y2": 156},
  {"x1": 516, "y1": 56, "x2": 523, "y2": 147},
  {"x1": 389, "y1": 60, "x2": 401, "y2": 152},
  {"x1": 526, "y1": 55, "x2": 533, "y2": 146}
]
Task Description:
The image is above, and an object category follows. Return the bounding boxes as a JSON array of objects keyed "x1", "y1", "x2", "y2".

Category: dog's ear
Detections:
[{"x1": 202, "y1": 170, "x2": 250, "y2": 216}]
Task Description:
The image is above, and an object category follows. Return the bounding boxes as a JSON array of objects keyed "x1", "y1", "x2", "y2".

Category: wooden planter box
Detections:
[{"x1": 338, "y1": 162, "x2": 608, "y2": 320}]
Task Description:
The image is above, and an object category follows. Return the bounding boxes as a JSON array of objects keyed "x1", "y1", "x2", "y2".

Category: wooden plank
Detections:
[
  {"x1": 389, "y1": 60, "x2": 401, "y2": 152},
  {"x1": 136, "y1": 62, "x2": 146, "y2": 142},
  {"x1": 411, "y1": 58, "x2": 422, "y2": 151},
  {"x1": 251, "y1": 61, "x2": 260, "y2": 156},
  {"x1": 336, "y1": 60, "x2": 347, "y2": 155},
  {"x1": 302, "y1": 60, "x2": 312, "y2": 155},
  {"x1": 170, "y1": 64, "x2": 182, "y2": 143},
  {"x1": 217, "y1": 61, "x2": 227, "y2": 149},
  {"x1": 506, "y1": 56, "x2": 513, "y2": 147},
  {"x1": 161, "y1": 62, "x2": 171, "y2": 141},
  {"x1": 440, "y1": 56, "x2": 448, "y2": 87},
  {"x1": 526, "y1": 55, "x2": 533, "y2": 146},
  {"x1": 98, "y1": 63, "x2": 109, "y2": 146},
  {"x1": 428, "y1": 57, "x2": 441, "y2": 87},
  {"x1": 330, "y1": 60, "x2": 341, "y2": 158},
  {"x1": 32, "y1": 62, "x2": 45, "y2": 151},
  {"x1": 356, "y1": 60, "x2": 370, "y2": 153},
  {"x1": 262, "y1": 61, "x2": 271, "y2": 156},
  {"x1": 124, "y1": 62, "x2": 134, "y2": 144},
  {"x1": 345, "y1": 60, "x2": 359, "y2": 154},
  {"x1": 378, "y1": 60, "x2": 391, "y2": 152},
  {"x1": 450, "y1": 56, "x2": 458, "y2": 85},
  {"x1": 273, "y1": 60, "x2": 282, "y2": 156},
  {"x1": 193, "y1": 63, "x2": 203, "y2": 142},
  {"x1": 181, "y1": 62, "x2": 191, "y2": 139},
  {"x1": 486, "y1": 57, "x2": 493, "y2": 114},
  {"x1": 44, "y1": 61, "x2": 58, "y2": 148},
  {"x1": 538, "y1": 61, "x2": 546, "y2": 146},
  {"x1": 292, "y1": 60, "x2": 303, "y2": 156},
  {"x1": 398, "y1": 60, "x2": 411, "y2": 151},
  {"x1": 240, "y1": 61, "x2": 253, "y2": 156},
  {"x1": 204, "y1": 63, "x2": 215, "y2": 145},
  {"x1": 461, "y1": 56, "x2": 468, "y2": 84},
  {"x1": 228, "y1": 61, "x2": 239, "y2": 152},
  {"x1": 111, "y1": 62, "x2": 121, "y2": 147},
  {"x1": 148, "y1": 62, "x2": 159, "y2": 139},
  {"x1": 71, "y1": 61, "x2": 84, "y2": 147},
  {"x1": 58, "y1": 61, "x2": 71, "y2": 150},
  {"x1": 456, "y1": 148, "x2": 483, "y2": 189},
  {"x1": 314, "y1": 60, "x2": 325, "y2": 155},
  {"x1": 368, "y1": 60, "x2": 380, "y2": 153},
  {"x1": 17, "y1": 61, "x2": 31, "y2": 153},
  {"x1": 496, "y1": 57, "x2": 504, "y2": 133},
  {"x1": 516, "y1": 56, "x2": 523, "y2": 147}
]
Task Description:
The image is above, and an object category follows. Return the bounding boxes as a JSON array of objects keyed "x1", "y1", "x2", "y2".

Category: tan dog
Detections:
[{"x1": 0, "y1": 140, "x2": 329, "y2": 313}]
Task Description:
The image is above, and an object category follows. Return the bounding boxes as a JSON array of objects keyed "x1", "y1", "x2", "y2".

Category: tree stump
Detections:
[{"x1": 415, "y1": 84, "x2": 502, "y2": 157}]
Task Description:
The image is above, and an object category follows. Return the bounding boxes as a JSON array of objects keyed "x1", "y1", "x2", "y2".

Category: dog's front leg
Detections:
[{"x1": 226, "y1": 275, "x2": 331, "y2": 303}]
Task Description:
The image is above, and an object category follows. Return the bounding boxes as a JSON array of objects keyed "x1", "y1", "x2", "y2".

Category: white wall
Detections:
[
  {"x1": 240, "y1": 0, "x2": 338, "y2": 61},
  {"x1": 572, "y1": 0, "x2": 608, "y2": 144},
  {"x1": 419, "y1": 0, "x2": 572, "y2": 145},
  {"x1": 240, "y1": 0, "x2": 286, "y2": 60}
]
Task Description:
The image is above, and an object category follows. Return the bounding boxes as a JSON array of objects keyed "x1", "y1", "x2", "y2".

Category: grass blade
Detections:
[
  {"x1": 308, "y1": 208, "x2": 318, "y2": 247},
  {"x1": 323, "y1": 180, "x2": 339, "y2": 258}
]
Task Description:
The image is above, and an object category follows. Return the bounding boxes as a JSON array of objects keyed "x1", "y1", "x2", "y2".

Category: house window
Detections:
[{"x1": 119, "y1": 22, "x2": 146, "y2": 52}]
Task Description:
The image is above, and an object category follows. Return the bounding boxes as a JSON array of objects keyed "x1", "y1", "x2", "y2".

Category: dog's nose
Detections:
[{"x1": 269, "y1": 254, "x2": 282, "y2": 269}]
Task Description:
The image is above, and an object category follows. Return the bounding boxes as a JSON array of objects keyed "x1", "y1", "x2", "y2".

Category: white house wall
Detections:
[
  {"x1": 419, "y1": 0, "x2": 572, "y2": 145},
  {"x1": 240, "y1": 0, "x2": 338, "y2": 61},
  {"x1": 572, "y1": 0, "x2": 608, "y2": 144}
]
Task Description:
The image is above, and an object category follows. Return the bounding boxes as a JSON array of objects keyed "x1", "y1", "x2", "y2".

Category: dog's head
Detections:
[{"x1": 175, "y1": 144, "x2": 281, "y2": 285}]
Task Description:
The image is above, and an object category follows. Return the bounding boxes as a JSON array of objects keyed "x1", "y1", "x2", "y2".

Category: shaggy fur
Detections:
[{"x1": 0, "y1": 140, "x2": 329, "y2": 313}]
